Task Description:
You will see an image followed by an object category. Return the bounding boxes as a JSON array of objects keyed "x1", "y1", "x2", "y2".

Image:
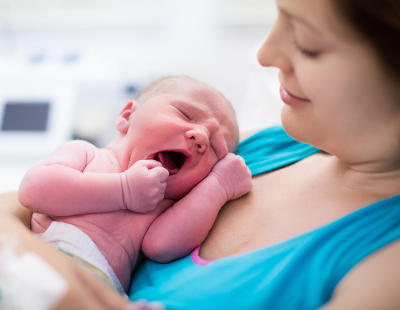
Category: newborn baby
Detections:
[{"x1": 18, "y1": 75, "x2": 252, "y2": 293}]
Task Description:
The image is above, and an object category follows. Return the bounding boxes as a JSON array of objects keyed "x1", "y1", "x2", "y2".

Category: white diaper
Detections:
[{"x1": 40, "y1": 221, "x2": 125, "y2": 294}]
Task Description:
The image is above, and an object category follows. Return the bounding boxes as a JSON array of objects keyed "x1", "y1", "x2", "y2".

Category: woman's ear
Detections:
[{"x1": 116, "y1": 101, "x2": 137, "y2": 134}]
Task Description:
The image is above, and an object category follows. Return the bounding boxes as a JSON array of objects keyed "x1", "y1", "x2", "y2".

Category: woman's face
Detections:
[{"x1": 258, "y1": 0, "x2": 400, "y2": 164}]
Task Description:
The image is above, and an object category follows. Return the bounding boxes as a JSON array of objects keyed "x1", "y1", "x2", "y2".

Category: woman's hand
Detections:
[
  {"x1": 0, "y1": 191, "x2": 32, "y2": 228},
  {"x1": 0, "y1": 191, "x2": 164, "y2": 310}
]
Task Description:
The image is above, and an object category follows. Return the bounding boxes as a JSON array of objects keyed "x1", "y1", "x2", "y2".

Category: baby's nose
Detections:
[{"x1": 185, "y1": 127, "x2": 209, "y2": 153}]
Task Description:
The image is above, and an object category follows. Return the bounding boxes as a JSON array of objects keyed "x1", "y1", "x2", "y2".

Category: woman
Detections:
[{"x1": 1, "y1": 0, "x2": 399, "y2": 309}]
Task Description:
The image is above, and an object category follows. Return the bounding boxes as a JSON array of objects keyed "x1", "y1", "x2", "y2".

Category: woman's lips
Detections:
[{"x1": 280, "y1": 85, "x2": 310, "y2": 105}]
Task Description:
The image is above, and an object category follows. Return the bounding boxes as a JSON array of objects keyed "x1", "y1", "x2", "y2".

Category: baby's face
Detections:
[{"x1": 123, "y1": 79, "x2": 238, "y2": 199}]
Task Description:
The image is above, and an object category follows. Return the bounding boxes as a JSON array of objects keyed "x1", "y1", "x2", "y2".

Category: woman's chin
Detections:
[
  {"x1": 281, "y1": 110, "x2": 303, "y2": 142},
  {"x1": 281, "y1": 108, "x2": 313, "y2": 145}
]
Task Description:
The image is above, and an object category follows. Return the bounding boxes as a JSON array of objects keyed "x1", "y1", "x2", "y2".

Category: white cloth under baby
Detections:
[{"x1": 40, "y1": 221, "x2": 125, "y2": 294}]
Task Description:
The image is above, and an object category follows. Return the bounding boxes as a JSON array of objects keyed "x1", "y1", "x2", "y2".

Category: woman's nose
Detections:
[
  {"x1": 257, "y1": 17, "x2": 292, "y2": 73},
  {"x1": 184, "y1": 126, "x2": 209, "y2": 153}
]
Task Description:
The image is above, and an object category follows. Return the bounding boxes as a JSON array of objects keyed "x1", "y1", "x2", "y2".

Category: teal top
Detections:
[{"x1": 129, "y1": 126, "x2": 400, "y2": 310}]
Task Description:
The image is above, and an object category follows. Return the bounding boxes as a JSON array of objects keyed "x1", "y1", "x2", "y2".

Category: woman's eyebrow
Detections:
[{"x1": 279, "y1": 7, "x2": 321, "y2": 34}]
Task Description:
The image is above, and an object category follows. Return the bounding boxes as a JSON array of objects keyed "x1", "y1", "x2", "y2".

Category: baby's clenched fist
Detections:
[
  {"x1": 120, "y1": 160, "x2": 169, "y2": 213},
  {"x1": 210, "y1": 153, "x2": 252, "y2": 201}
]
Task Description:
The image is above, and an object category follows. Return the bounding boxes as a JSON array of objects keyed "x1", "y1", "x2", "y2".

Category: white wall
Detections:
[{"x1": 0, "y1": 0, "x2": 281, "y2": 191}]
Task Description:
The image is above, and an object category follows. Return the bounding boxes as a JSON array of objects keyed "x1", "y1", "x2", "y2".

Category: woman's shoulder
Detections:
[
  {"x1": 321, "y1": 240, "x2": 400, "y2": 309},
  {"x1": 237, "y1": 126, "x2": 319, "y2": 176}
]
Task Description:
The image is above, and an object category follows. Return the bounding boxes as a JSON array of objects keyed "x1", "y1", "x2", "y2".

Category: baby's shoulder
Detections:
[
  {"x1": 55, "y1": 139, "x2": 97, "y2": 155},
  {"x1": 49, "y1": 140, "x2": 98, "y2": 165},
  {"x1": 60, "y1": 139, "x2": 96, "y2": 150}
]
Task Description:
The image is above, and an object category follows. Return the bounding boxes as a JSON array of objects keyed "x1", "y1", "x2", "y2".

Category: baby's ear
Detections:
[{"x1": 116, "y1": 101, "x2": 137, "y2": 134}]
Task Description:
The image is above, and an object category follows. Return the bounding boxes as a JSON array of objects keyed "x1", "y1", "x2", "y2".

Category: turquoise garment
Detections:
[{"x1": 129, "y1": 126, "x2": 400, "y2": 310}]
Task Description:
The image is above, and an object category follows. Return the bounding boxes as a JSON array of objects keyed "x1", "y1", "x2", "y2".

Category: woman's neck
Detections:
[{"x1": 325, "y1": 154, "x2": 400, "y2": 199}]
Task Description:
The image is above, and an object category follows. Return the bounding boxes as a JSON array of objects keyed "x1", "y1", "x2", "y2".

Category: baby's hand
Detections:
[
  {"x1": 121, "y1": 160, "x2": 169, "y2": 213},
  {"x1": 210, "y1": 153, "x2": 252, "y2": 201}
]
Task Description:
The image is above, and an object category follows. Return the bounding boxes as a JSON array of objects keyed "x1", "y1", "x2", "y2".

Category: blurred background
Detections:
[{"x1": 0, "y1": 0, "x2": 280, "y2": 191}]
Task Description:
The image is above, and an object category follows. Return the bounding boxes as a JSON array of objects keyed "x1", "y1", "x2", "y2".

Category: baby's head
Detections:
[
  {"x1": 112, "y1": 75, "x2": 239, "y2": 199},
  {"x1": 135, "y1": 75, "x2": 239, "y2": 151}
]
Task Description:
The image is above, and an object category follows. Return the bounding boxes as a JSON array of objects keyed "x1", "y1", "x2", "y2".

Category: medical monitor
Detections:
[{"x1": 0, "y1": 85, "x2": 75, "y2": 158}]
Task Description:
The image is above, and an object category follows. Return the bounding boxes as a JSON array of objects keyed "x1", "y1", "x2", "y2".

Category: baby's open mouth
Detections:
[{"x1": 154, "y1": 151, "x2": 187, "y2": 175}]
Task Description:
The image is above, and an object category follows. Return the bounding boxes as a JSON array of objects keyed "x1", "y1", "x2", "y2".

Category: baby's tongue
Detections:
[{"x1": 156, "y1": 152, "x2": 179, "y2": 175}]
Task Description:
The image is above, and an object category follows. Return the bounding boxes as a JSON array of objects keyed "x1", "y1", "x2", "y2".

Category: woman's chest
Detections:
[
  {"x1": 199, "y1": 177, "x2": 318, "y2": 260},
  {"x1": 200, "y1": 155, "x2": 372, "y2": 260}
]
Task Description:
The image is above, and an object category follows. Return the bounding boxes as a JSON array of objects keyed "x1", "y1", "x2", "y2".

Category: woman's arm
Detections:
[
  {"x1": 0, "y1": 192, "x2": 161, "y2": 310},
  {"x1": 320, "y1": 241, "x2": 400, "y2": 310},
  {"x1": 0, "y1": 191, "x2": 32, "y2": 228}
]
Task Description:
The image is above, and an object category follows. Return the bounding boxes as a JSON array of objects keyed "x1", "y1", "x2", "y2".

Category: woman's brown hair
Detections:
[{"x1": 333, "y1": 0, "x2": 400, "y2": 80}]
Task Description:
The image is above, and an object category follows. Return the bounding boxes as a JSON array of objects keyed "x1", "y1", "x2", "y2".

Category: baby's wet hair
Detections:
[{"x1": 135, "y1": 75, "x2": 196, "y2": 105}]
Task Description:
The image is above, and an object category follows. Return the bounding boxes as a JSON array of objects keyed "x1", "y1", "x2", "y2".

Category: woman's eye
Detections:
[
  {"x1": 298, "y1": 47, "x2": 320, "y2": 58},
  {"x1": 293, "y1": 40, "x2": 321, "y2": 58}
]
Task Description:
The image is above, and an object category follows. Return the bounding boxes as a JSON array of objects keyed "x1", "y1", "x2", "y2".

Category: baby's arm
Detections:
[
  {"x1": 18, "y1": 140, "x2": 168, "y2": 216},
  {"x1": 142, "y1": 153, "x2": 252, "y2": 262}
]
